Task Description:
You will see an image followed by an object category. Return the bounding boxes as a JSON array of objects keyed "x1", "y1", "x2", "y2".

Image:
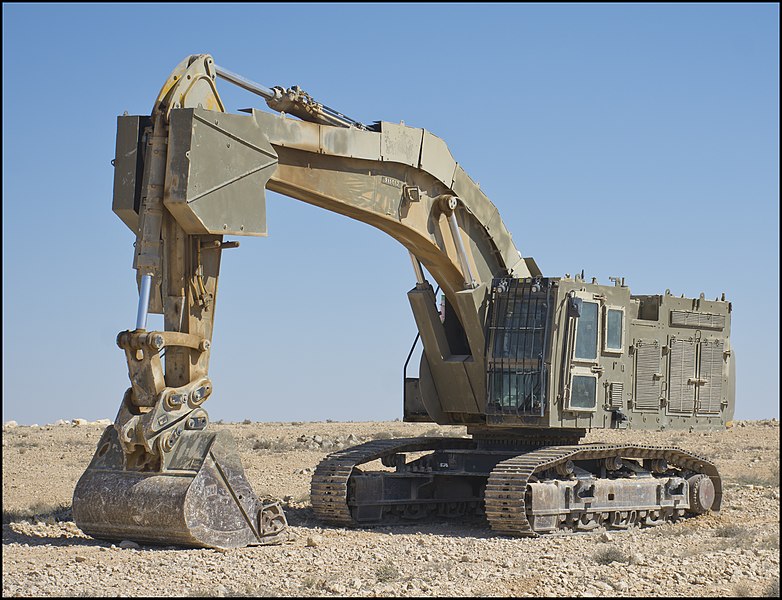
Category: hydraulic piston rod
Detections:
[
  {"x1": 214, "y1": 65, "x2": 279, "y2": 101},
  {"x1": 447, "y1": 207, "x2": 477, "y2": 289},
  {"x1": 215, "y1": 64, "x2": 368, "y2": 130},
  {"x1": 135, "y1": 273, "x2": 152, "y2": 330}
]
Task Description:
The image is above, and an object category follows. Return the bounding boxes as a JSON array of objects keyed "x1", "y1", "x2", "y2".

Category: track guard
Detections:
[{"x1": 73, "y1": 426, "x2": 288, "y2": 548}]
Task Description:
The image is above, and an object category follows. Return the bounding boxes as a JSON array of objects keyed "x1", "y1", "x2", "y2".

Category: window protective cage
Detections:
[{"x1": 486, "y1": 277, "x2": 554, "y2": 417}]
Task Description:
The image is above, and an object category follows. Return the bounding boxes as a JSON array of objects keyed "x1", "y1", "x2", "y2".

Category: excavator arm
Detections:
[{"x1": 73, "y1": 54, "x2": 536, "y2": 548}]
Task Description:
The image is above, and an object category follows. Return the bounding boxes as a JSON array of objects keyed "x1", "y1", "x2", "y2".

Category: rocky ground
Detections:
[{"x1": 2, "y1": 418, "x2": 779, "y2": 597}]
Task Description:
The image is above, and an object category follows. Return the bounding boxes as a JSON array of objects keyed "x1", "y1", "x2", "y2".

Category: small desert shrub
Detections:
[
  {"x1": 242, "y1": 419, "x2": 252, "y2": 425},
  {"x1": 252, "y1": 438, "x2": 293, "y2": 452},
  {"x1": 715, "y1": 524, "x2": 751, "y2": 539},
  {"x1": 734, "y1": 582, "x2": 755, "y2": 597},
  {"x1": 375, "y1": 561, "x2": 400, "y2": 582},
  {"x1": 226, "y1": 583, "x2": 278, "y2": 597},
  {"x1": 734, "y1": 472, "x2": 780, "y2": 487},
  {"x1": 187, "y1": 583, "x2": 278, "y2": 597},
  {"x1": 300, "y1": 577, "x2": 321, "y2": 589},
  {"x1": 372, "y1": 431, "x2": 393, "y2": 440},
  {"x1": 758, "y1": 532, "x2": 780, "y2": 550},
  {"x1": 593, "y1": 546, "x2": 629, "y2": 565},
  {"x1": 13, "y1": 438, "x2": 40, "y2": 449}
]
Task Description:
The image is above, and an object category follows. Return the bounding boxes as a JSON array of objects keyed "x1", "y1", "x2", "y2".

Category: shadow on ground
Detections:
[{"x1": 2, "y1": 504, "x2": 500, "y2": 550}]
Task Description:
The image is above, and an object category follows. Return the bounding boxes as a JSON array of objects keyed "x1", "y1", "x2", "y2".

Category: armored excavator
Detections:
[{"x1": 73, "y1": 54, "x2": 735, "y2": 548}]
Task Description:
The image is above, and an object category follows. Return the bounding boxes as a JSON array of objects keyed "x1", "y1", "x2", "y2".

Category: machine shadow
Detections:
[
  {"x1": 283, "y1": 505, "x2": 501, "y2": 540},
  {"x1": 2, "y1": 523, "x2": 110, "y2": 549}
]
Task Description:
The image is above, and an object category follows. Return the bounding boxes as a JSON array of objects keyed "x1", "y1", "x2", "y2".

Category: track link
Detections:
[
  {"x1": 310, "y1": 437, "x2": 474, "y2": 526},
  {"x1": 484, "y1": 443, "x2": 721, "y2": 536}
]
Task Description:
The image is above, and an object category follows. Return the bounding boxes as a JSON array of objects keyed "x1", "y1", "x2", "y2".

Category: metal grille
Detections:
[
  {"x1": 486, "y1": 278, "x2": 554, "y2": 417},
  {"x1": 668, "y1": 337, "x2": 696, "y2": 414},
  {"x1": 634, "y1": 341, "x2": 661, "y2": 412},
  {"x1": 698, "y1": 338, "x2": 724, "y2": 415},
  {"x1": 671, "y1": 310, "x2": 725, "y2": 331},
  {"x1": 608, "y1": 382, "x2": 624, "y2": 410}
]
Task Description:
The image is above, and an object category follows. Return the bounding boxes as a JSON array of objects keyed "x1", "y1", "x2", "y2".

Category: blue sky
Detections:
[{"x1": 3, "y1": 3, "x2": 778, "y2": 424}]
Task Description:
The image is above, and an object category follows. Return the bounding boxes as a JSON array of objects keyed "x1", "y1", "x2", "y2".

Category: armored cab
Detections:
[{"x1": 405, "y1": 276, "x2": 734, "y2": 434}]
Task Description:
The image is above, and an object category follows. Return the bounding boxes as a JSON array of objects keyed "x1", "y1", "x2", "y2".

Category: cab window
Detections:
[
  {"x1": 604, "y1": 307, "x2": 624, "y2": 353},
  {"x1": 570, "y1": 373, "x2": 597, "y2": 410},
  {"x1": 574, "y1": 301, "x2": 599, "y2": 361}
]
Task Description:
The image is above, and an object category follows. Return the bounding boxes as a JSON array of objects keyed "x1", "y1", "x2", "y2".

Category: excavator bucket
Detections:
[{"x1": 72, "y1": 426, "x2": 288, "y2": 548}]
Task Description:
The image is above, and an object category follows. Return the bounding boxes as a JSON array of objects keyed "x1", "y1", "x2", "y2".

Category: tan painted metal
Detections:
[{"x1": 79, "y1": 54, "x2": 734, "y2": 548}]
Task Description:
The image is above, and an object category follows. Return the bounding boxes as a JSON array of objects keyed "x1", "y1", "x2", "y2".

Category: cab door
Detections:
[{"x1": 565, "y1": 291, "x2": 601, "y2": 413}]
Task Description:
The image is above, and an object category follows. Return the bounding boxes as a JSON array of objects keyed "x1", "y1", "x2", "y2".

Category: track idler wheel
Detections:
[
  {"x1": 687, "y1": 474, "x2": 716, "y2": 514},
  {"x1": 72, "y1": 425, "x2": 289, "y2": 548}
]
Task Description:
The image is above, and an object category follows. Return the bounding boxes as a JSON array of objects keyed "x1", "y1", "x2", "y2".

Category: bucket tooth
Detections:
[{"x1": 72, "y1": 425, "x2": 288, "y2": 548}]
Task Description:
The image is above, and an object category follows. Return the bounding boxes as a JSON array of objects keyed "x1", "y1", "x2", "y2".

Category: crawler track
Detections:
[
  {"x1": 484, "y1": 443, "x2": 721, "y2": 536},
  {"x1": 311, "y1": 439, "x2": 722, "y2": 535}
]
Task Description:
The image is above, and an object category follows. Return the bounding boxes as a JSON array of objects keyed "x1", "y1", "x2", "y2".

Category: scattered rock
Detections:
[
  {"x1": 75, "y1": 555, "x2": 87, "y2": 563},
  {"x1": 306, "y1": 535, "x2": 321, "y2": 547},
  {"x1": 598, "y1": 531, "x2": 614, "y2": 543},
  {"x1": 593, "y1": 581, "x2": 613, "y2": 592},
  {"x1": 4, "y1": 420, "x2": 18, "y2": 429},
  {"x1": 629, "y1": 553, "x2": 645, "y2": 565},
  {"x1": 612, "y1": 581, "x2": 629, "y2": 592},
  {"x1": 71, "y1": 419, "x2": 89, "y2": 427}
]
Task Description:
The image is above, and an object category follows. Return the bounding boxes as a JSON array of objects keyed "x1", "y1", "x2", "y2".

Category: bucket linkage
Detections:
[{"x1": 72, "y1": 329, "x2": 289, "y2": 549}]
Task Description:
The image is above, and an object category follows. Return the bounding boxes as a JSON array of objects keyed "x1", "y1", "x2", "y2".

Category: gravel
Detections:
[{"x1": 2, "y1": 419, "x2": 779, "y2": 597}]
